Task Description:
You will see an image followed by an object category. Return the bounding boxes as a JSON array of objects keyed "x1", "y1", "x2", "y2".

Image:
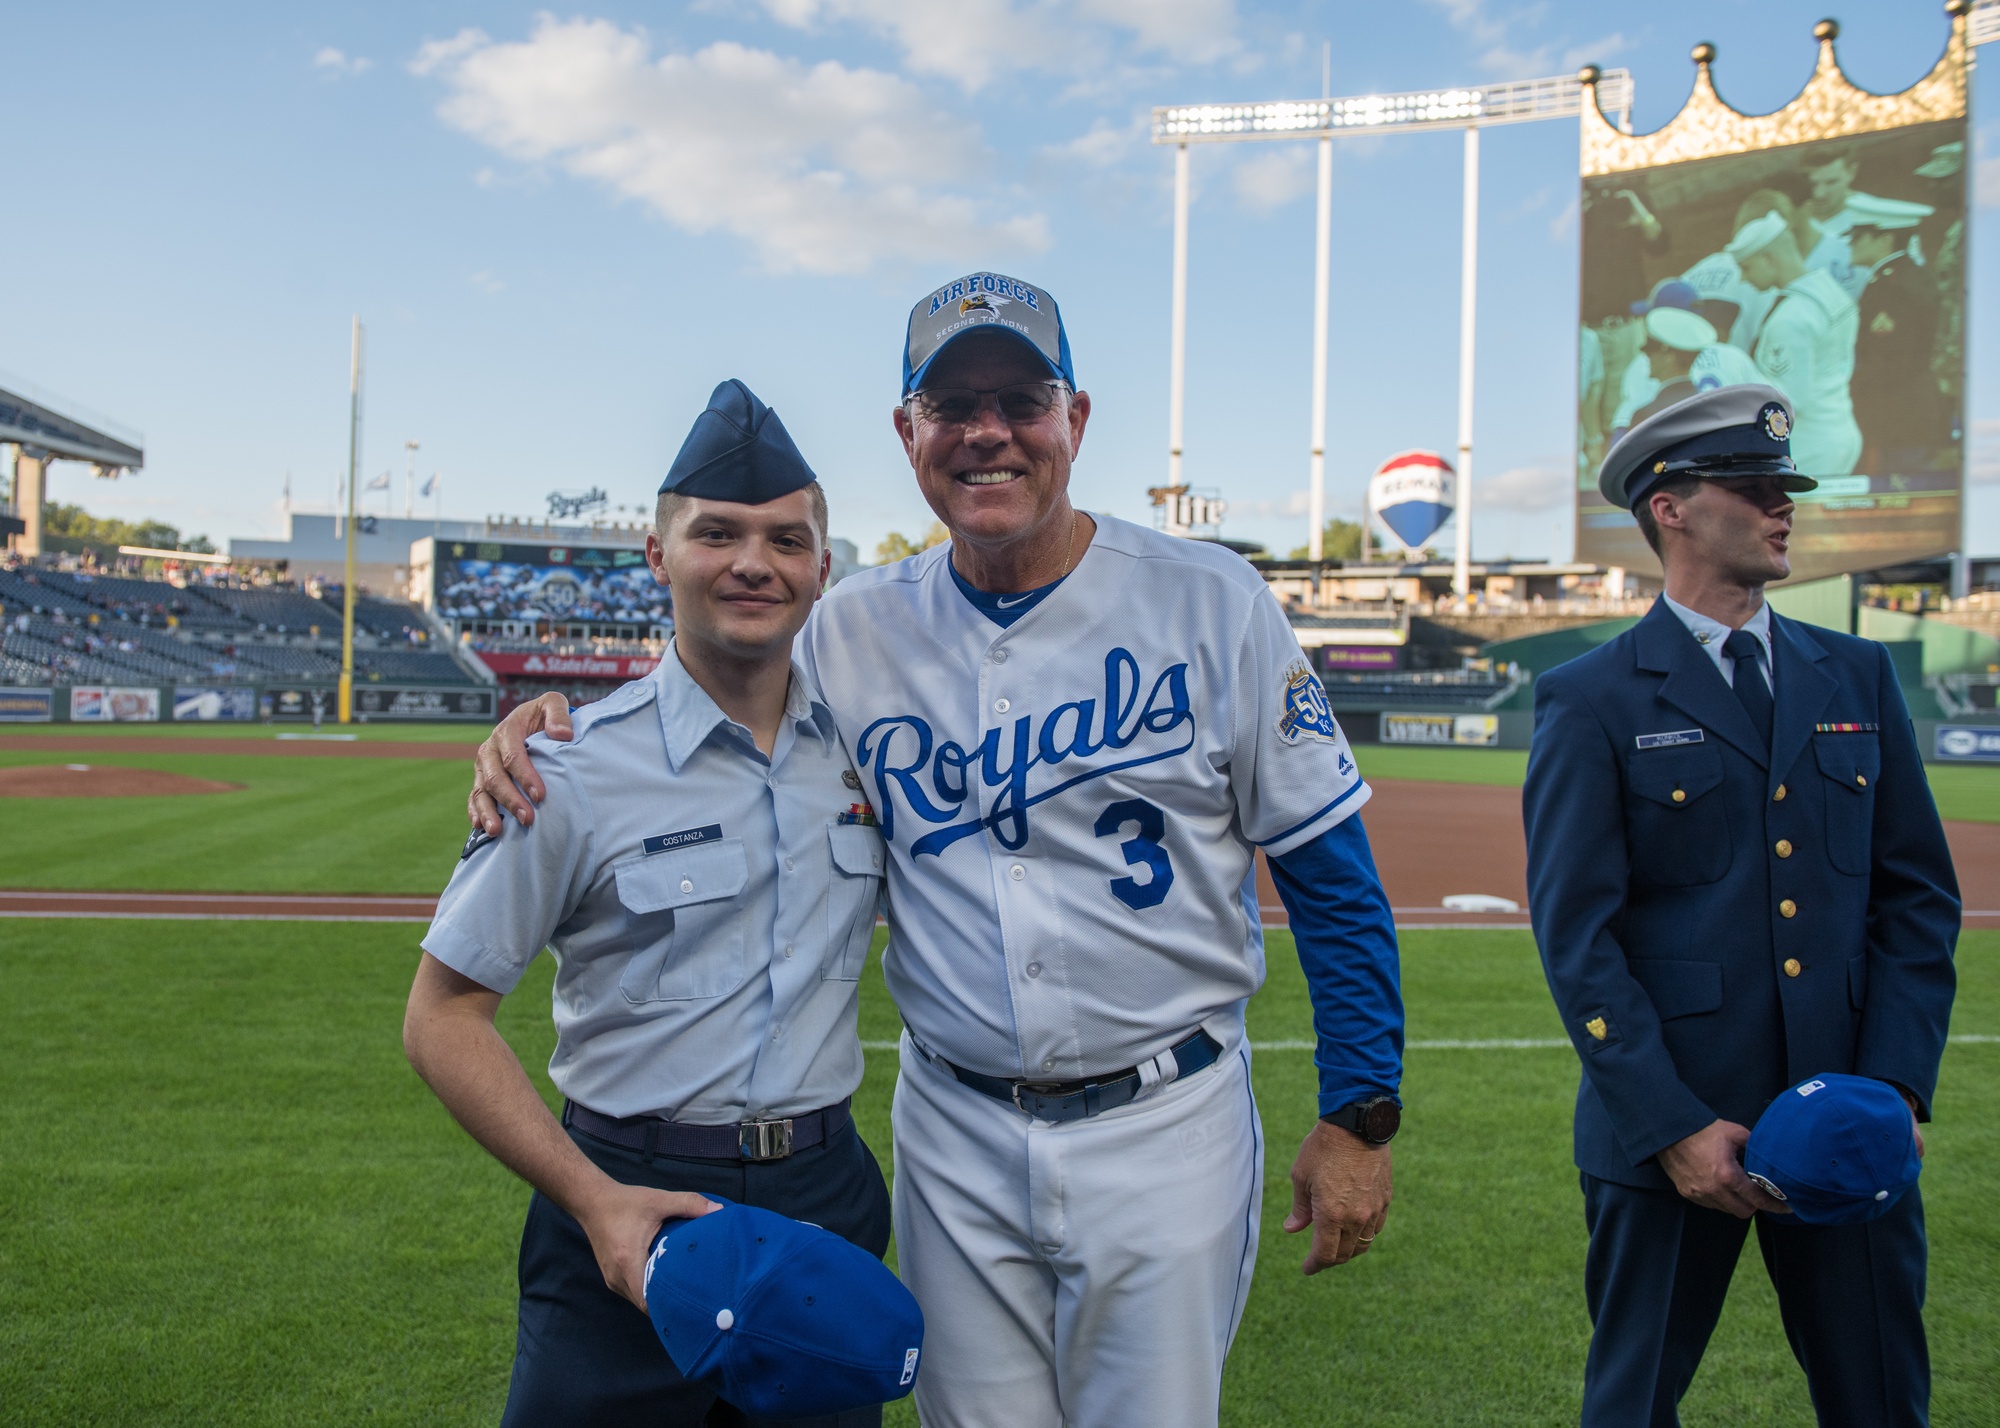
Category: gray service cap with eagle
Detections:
[{"x1": 1598, "y1": 384, "x2": 1818, "y2": 511}]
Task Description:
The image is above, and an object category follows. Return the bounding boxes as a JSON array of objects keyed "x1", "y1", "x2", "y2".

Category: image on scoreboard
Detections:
[
  {"x1": 432, "y1": 541, "x2": 670, "y2": 625},
  {"x1": 1576, "y1": 117, "x2": 1966, "y2": 580}
]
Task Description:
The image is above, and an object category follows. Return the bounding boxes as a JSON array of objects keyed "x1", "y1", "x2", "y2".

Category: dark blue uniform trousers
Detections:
[
  {"x1": 1581, "y1": 1174, "x2": 1928, "y2": 1427},
  {"x1": 501, "y1": 1116, "x2": 893, "y2": 1428}
]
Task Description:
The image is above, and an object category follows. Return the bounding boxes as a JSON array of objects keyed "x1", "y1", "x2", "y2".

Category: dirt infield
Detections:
[
  {"x1": 0, "y1": 764, "x2": 245, "y2": 797},
  {"x1": 1253, "y1": 779, "x2": 2000, "y2": 930},
  {"x1": 0, "y1": 735, "x2": 466, "y2": 759}
]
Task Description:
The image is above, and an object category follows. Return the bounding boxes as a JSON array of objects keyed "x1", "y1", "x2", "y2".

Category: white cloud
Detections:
[
  {"x1": 1977, "y1": 122, "x2": 2000, "y2": 210},
  {"x1": 1044, "y1": 120, "x2": 1133, "y2": 167},
  {"x1": 1479, "y1": 462, "x2": 1570, "y2": 510},
  {"x1": 1971, "y1": 419, "x2": 1999, "y2": 486},
  {"x1": 1233, "y1": 147, "x2": 1315, "y2": 213},
  {"x1": 1078, "y1": 0, "x2": 1238, "y2": 62},
  {"x1": 1548, "y1": 193, "x2": 1579, "y2": 243},
  {"x1": 757, "y1": 0, "x2": 1236, "y2": 91},
  {"x1": 412, "y1": 18, "x2": 1048, "y2": 275},
  {"x1": 313, "y1": 47, "x2": 373, "y2": 77},
  {"x1": 469, "y1": 269, "x2": 505, "y2": 294},
  {"x1": 1423, "y1": 0, "x2": 1624, "y2": 81}
]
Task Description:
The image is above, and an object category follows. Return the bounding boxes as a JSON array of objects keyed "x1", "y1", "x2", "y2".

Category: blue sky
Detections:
[{"x1": 5, "y1": 0, "x2": 1994, "y2": 565}]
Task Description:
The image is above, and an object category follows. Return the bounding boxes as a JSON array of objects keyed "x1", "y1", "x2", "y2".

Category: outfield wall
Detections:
[{"x1": 0, "y1": 684, "x2": 497, "y2": 724}]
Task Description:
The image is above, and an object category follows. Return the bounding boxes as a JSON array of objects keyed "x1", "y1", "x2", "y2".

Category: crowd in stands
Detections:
[{"x1": 0, "y1": 564, "x2": 477, "y2": 689}]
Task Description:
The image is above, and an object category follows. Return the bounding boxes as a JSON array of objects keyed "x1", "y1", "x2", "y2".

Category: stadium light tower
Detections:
[{"x1": 1153, "y1": 67, "x2": 1633, "y2": 592}]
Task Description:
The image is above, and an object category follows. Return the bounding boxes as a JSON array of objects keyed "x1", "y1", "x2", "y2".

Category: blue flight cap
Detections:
[
  {"x1": 1744, "y1": 1074, "x2": 1921, "y2": 1226},
  {"x1": 902, "y1": 272, "x2": 1075, "y2": 397},
  {"x1": 1597, "y1": 383, "x2": 1817, "y2": 511},
  {"x1": 660, "y1": 380, "x2": 818, "y2": 501},
  {"x1": 644, "y1": 1202, "x2": 925, "y2": 1418}
]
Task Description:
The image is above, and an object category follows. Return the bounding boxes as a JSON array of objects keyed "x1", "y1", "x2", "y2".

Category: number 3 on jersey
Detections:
[{"x1": 1095, "y1": 798, "x2": 1174, "y2": 910}]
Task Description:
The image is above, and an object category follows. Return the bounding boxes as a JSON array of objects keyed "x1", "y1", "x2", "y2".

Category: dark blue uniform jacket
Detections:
[{"x1": 1523, "y1": 600, "x2": 1959, "y2": 1190}]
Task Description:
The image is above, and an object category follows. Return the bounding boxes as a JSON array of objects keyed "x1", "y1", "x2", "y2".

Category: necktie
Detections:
[{"x1": 1723, "y1": 629, "x2": 1773, "y2": 750}]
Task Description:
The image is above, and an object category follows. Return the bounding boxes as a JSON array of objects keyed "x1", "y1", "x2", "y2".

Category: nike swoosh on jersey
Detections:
[{"x1": 995, "y1": 592, "x2": 1034, "y2": 608}]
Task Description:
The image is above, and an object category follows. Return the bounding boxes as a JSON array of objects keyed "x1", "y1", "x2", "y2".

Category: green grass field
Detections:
[
  {"x1": 1, "y1": 740, "x2": 1995, "y2": 1424},
  {"x1": 0, "y1": 921, "x2": 1993, "y2": 1427}
]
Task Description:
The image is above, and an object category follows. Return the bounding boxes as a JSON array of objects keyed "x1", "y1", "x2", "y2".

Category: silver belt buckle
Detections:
[
  {"x1": 1011, "y1": 1082, "x2": 1063, "y2": 1115},
  {"x1": 739, "y1": 1117, "x2": 795, "y2": 1161}
]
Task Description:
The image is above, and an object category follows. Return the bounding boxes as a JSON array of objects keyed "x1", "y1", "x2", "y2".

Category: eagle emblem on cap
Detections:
[
  {"x1": 1760, "y1": 403, "x2": 1791, "y2": 441},
  {"x1": 1746, "y1": 1171, "x2": 1788, "y2": 1201},
  {"x1": 959, "y1": 295, "x2": 1001, "y2": 317}
]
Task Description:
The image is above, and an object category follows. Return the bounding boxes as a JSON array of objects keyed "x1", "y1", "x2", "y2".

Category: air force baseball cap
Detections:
[
  {"x1": 902, "y1": 272, "x2": 1075, "y2": 397},
  {"x1": 660, "y1": 379, "x2": 818, "y2": 501},
  {"x1": 1597, "y1": 384, "x2": 1816, "y2": 511},
  {"x1": 1744, "y1": 1074, "x2": 1921, "y2": 1226},
  {"x1": 644, "y1": 1201, "x2": 925, "y2": 1418}
]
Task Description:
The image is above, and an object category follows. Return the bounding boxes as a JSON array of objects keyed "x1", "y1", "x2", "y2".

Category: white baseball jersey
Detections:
[
  {"x1": 799, "y1": 513, "x2": 1368, "y2": 1080},
  {"x1": 1754, "y1": 268, "x2": 1862, "y2": 477}
]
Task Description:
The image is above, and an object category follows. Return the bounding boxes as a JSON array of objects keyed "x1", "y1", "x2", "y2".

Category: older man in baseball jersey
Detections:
[{"x1": 472, "y1": 273, "x2": 1404, "y2": 1428}]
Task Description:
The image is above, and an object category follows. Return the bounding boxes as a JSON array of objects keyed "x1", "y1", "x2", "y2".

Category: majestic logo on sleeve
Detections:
[
  {"x1": 1277, "y1": 660, "x2": 1340, "y2": 745},
  {"x1": 855, "y1": 647, "x2": 1193, "y2": 858}
]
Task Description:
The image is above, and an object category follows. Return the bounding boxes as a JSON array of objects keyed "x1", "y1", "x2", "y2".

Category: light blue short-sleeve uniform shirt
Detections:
[{"x1": 422, "y1": 642, "x2": 886, "y2": 1123}]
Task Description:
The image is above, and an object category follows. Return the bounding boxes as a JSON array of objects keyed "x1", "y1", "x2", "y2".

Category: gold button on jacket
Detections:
[
  {"x1": 1784, "y1": 958, "x2": 1802, "y2": 977},
  {"x1": 1775, "y1": 839, "x2": 1793, "y2": 858},
  {"x1": 1779, "y1": 898, "x2": 1797, "y2": 918},
  {"x1": 1774, "y1": 783, "x2": 1787, "y2": 801}
]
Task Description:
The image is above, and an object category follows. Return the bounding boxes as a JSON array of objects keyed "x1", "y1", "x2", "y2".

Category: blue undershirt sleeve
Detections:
[{"x1": 1267, "y1": 815, "x2": 1404, "y2": 1115}]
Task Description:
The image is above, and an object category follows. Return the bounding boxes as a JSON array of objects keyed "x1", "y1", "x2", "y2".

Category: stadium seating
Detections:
[{"x1": 0, "y1": 568, "x2": 479, "y2": 691}]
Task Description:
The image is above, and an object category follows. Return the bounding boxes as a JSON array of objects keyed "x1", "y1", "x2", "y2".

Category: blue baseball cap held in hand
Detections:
[
  {"x1": 644, "y1": 1201, "x2": 924, "y2": 1418},
  {"x1": 1744, "y1": 1074, "x2": 1921, "y2": 1226}
]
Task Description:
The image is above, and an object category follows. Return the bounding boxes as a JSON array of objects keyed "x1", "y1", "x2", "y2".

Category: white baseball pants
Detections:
[{"x1": 891, "y1": 1033, "x2": 1263, "y2": 1428}]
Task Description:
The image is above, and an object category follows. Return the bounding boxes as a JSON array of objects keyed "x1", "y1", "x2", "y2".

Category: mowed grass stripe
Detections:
[
  {"x1": 1, "y1": 923, "x2": 1991, "y2": 1427},
  {"x1": 0, "y1": 750, "x2": 474, "y2": 895}
]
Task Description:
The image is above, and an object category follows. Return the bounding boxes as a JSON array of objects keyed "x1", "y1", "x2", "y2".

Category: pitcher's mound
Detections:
[{"x1": 0, "y1": 764, "x2": 245, "y2": 797}]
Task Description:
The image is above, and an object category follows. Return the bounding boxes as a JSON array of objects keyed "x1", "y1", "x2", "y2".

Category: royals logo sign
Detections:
[{"x1": 855, "y1": 647, "x2": 1193, "y2": 858}]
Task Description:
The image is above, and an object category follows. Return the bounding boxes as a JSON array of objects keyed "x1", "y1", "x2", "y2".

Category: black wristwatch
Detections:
[{"x1": 1322, "y1": 1096, "x2": 1401, "y2": 1145}]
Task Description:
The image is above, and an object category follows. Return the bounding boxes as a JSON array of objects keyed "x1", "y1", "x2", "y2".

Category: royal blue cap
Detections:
[
  {"x1": 644, "y1": 1202, "x2": 924, "y2": 1418},
  {"x1": 1744, "y1": 1074, "x2": 1921, "y2": 1226},
  {"x1": 902, "y1": 272, "x2": 1074, "y2": 398},
  {"x1": 659, "y1": 380, "x2": 818, "y2": 501}
]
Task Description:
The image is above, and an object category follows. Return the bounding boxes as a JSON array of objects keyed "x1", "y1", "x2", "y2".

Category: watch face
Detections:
[{"x1": 1362, "y1": 1099, "x2": 1401, "y2": 1143}]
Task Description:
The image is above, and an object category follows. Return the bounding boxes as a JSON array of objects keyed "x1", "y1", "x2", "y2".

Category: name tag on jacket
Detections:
[
  {"x1": 1635, "y1": 729, "x2": 1705, "y2": 750},
  {"x1": 643, "y1": 824, "x2": 724, "y2": 855}
]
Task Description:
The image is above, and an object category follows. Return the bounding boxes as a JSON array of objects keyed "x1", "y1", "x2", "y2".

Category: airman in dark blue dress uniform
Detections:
[{"x1": 1523, "y1": 384, "x2": 1959, "y2": 1426}]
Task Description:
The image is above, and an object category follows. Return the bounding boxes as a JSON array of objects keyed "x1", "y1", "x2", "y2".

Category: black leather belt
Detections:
[
  {"x1": 564, "y1": 1098, "x2": 851, "y2": 1162},
  {"x1": 913, "y1": 1029, "x2": 1224, "y2": 1123}
]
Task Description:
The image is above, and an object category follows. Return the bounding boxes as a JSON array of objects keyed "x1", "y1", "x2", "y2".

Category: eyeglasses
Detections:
[{"x1": 908, "y1": 381, "x2": 1069, "y2": 427}]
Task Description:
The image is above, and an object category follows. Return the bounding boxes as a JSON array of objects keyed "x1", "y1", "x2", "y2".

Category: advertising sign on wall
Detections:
[
  {"x1": 1934, "y1": 725, "x2": 2000, "y2": 762},
  {"x1": 266, "y1": 688, "x2": 335, "y2": 722},
  {"x1": 1380, "y1": 712, "x2": 1499, "y2": 747},
  {"x1": 0, "y1": 688, "x2": 53, "y2": 722},
  {"x1": 70, "y1": 686, "x2": 161, "y2": 722},
  {"x1": 174, "y1": 687, "x2": 260, "y2": 722},
  {"x1": 353, "y1": 687, "x2": 496, "y2": 721},
  {"x1": 474, "y1": 651, "x2": 662, "y2": 679},
  {"x1": 1575, "y1": 35, "x2": 1968, "y2": 582},
  {"x1": 1318, "y1": 646, "x2": 1403, "y2": 672}
]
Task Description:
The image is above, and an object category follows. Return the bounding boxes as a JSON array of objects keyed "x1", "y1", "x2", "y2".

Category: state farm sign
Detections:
[{"x1": 479, "y1": 651, "x2": 661, "y2": 679}]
